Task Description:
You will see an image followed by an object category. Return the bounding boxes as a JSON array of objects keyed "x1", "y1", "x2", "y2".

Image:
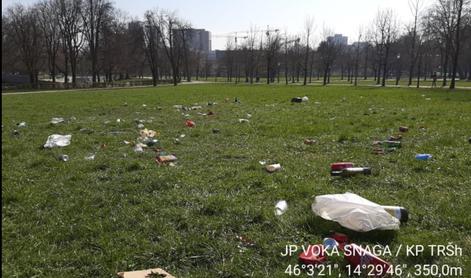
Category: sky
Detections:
[{"x1": 2, "y1": 0, "x2": 434, "y2": 50}]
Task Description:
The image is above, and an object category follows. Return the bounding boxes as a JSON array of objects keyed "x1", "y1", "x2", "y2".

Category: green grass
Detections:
[{"x1": 2, "y1": 84, "x2": 471, "y2": 277}]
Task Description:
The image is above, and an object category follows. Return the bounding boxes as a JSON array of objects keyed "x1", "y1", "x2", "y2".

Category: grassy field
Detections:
[{"x1": 2, "y1": 84, "x2": 471, "y2": 277}]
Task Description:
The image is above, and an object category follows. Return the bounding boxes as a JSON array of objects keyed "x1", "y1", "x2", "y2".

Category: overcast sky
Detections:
[{"x1": 3, "y1": 0, "x2": 434, "y2": 50}]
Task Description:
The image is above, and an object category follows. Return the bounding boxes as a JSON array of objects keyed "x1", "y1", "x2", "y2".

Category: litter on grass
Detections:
[
  {"x1": 266, "y1": 163, "x2": 281, "y2": 173},
  {"x1": 312, "y1": 192, "x2": 400, "y2": 232},
  {"x1": 58, "y1": 154, "x2": 69, "y2": 161},
  {"x1": 50, "y1": 117, "x2": 65, "y2": 124},
  {"x1": 44, "y1": 134, "x2": 72, "y2": 148},
  {"x1": 236, "y1": 235, "x2": 256, "y2": 249},
  {"x1": 17, "y1": 122, "x2": 26, "y2": 128},
  {"x1": 117, "y1": 268, "x2": 175, "y2": 278},
  {"x1": 185, "y1": 119, "x2": 196, "y2": 127},
  {"x1": 399, "y1": 126, "x2": 409, "y2": 132},
  {"x1": 133, "y1": 144, "x2": 144, "y2": 153},
  {"x1": 416, "y1": 153, "x2": 432, "y2": 160},
  {"x1": 84, "y1": 154, "x2": 96, "y2": 160},
  {"x1": 156, "y1": 153, "x2": 178, "y2": 164},
  {"x1": 238, "y1": 118, "x2": 249, "y2": 123},
  {"x1": 275, "y1": 200, "x2": 288, "y2": 215},
  {"x1": 304, "y1": 138, "x2": 316, "y2": 145},
  {"x1": 139, "y1": 128, "x2": 158, "y2": 138},
  {"x1": 79, "y1": 128, "x2": 94, "y2": 134}
]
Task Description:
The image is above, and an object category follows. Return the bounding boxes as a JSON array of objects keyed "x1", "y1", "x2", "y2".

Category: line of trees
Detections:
[
  {"x1": 2, "y1": 0, "x2": 205, "y2": 88},
  {"x1": 218, "y1": 0, "x2": 470, "y2": 89},
  {"x1": 2, "y1": 0, "x2": 470, "y2": 89}
]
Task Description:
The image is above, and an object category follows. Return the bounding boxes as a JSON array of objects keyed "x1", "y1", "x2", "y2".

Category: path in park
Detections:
[{"x1": 2, "y1": 80, "x2": 470, "y2": 96}]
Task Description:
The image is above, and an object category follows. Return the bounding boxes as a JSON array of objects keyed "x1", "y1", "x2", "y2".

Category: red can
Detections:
[
  {"x1": 185, "y1": 119, "x2": 195, "y2": 128},
  {"x1": 330, "y1": 162, "x2": 354, "y2": 171}
]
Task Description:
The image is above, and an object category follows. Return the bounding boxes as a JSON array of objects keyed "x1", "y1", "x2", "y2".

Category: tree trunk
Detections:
[{"x1": 450, "y1": 0, "x2": 464, "y2": 90}]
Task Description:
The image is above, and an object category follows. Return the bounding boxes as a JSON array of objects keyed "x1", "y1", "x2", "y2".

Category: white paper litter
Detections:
[
  {"x1": 43, "y1": 134, "x2": 72, "y2": 148},
  {"x1": 275, "y1": 200, "x2": 288, "y2": 215},
  {"x1": 84, "y1": 154, "x2": 96, "y2": 160},
  {"x1": 50, "y1": 117, "x2": 65, "y2": 124}
]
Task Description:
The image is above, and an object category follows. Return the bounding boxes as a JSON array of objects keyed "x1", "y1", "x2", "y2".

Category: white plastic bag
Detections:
[
  {"x1": 312, "y1": 192, "x2": 400, "y2": 232},
  {"x1": 44, "y1": 134, "x2": 72, "y2": 148}
]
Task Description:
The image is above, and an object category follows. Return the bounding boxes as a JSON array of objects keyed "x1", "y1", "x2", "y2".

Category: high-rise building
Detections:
[
  {"x1": 327, "y1": 34, "x2": 348, "y2": 46},
  {"x1": 178, "y1": 28, "x2": 212, "y2": 53}
]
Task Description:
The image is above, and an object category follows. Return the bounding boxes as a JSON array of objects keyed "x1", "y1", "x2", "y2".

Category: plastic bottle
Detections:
[
  {"x1": 382, "y1": 140, "x2": 401, "y2": 148},
  {"x1": 345, "y1": 167, "x2": 371, "y2": 175},
  {"x1": 416, "y1": 154, "x2": 432, "y2": 160},
  {"x1": 399, "y1": 126, "x2": 409, "y2": 132},
  {"x1": 331, "y1": 167, "x2": 371, "y2": 176},
  {"x1": 381, "y1": 205, "x2": 409, "y2": 223}
]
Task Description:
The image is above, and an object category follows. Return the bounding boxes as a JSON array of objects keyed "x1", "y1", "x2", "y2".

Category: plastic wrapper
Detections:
[{"x1": 312, "y1": 192, "x2": 400, "y2": 232}]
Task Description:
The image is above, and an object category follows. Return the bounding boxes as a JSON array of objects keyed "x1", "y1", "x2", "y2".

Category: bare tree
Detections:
[
  {"x1": 353, "y1": 27, "x2": 363, "y2": 86},
  {"x1": 37, "y1": 0, "x2": 61, "y2": 85},
  {"x1": 143, "y1": 10, "x2": 161, "y2": 86},
  {"x1": 264, "y1": 27, "x2": 280, "y2": 84},
  {"x1": 425, "y1": 0, "x2": 458, "y2": 87},
  {"x1": 5, "y1": 4, "x2": 43, "y2": 88},
  {"x1": 55, "y1": 0, "x2": 84, "y2": 87},
  {"x1": 178, "y1": 21, "x2": 193, "y2": 82},
  {"x1": 317, "y1": 27, "x2": 340, "y2": 86},
  {"x1": 373, "y1": 9, "x2": 398, "y2": 87},
  {"x1": 246, "y1": 27, "x2": 257, "y2": 84},
  {"x1": 82, "y1": 0, "x2": 113, "y2": 85},
  {"x1": 303, "y1": 17, "x2": 314, "y2": 85},
  {"x1": 407, "y1": 0, "x2": 422, "y2": 86},
  {"x1": 157, "y1": 11, "x2": 183, "y2": 86},
  {"x1": 450, "y1": 0, "x2": 467, "y2": 89}
]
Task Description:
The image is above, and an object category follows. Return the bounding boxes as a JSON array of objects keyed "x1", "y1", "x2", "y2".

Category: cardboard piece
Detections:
[
  {"x1": 117, "y1": 268, "x2": 175, "y2": 278},
  {"x1": 156, "y1": 154, "x2": 178, "y2": 164}
]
